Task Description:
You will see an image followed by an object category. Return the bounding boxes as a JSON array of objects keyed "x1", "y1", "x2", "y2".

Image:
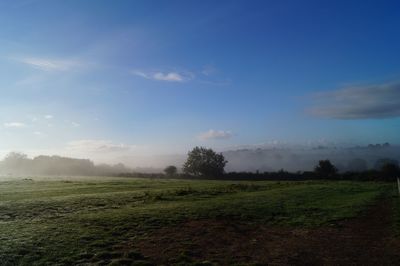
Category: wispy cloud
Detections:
[
  {"x1": 198, "y1": 65, "x2": 231, "y2": 86},
  {"x1": 199, "y1": 129, "x2": 233, "y2": 140},
  {"x1": 132, "y1": 70, "x2": 194, "y2": 82},
  {"x1": 66, "y1": 139, "x2": 135, "y2": 153},
  {"x1": 44, "y1": 114, "x2": 53, "y2": 119},
  {"x1": 132, "y1": 71, "x2": 149, "y2": 79},
  {"x1": 4, "y1": 122, "x2": 27, "y2": 128},
  {"x1": 153, "y1": 72, "x2": 185, "y2": 82},
  {"x1": 27, "y1": 115, "x2": 38, "y2": 122},
  {"x1": 14, "y1": 56, "x2": 82, "y2": 71},
  {"x1": 71, "y1": 122, "x2": 80, "y2": 127},
  {"x1": 309, "y1": 81, "x2": 400, "y2": 119}
]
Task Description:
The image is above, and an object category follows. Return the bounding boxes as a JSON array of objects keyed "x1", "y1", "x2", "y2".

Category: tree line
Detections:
[
  {"x1": 0, "y1": 152, "x2": 130, "y2": 176},
  {"x1": 147, "y1": 147, "x2": 400, "y2": 182},
  {"x1": 1, "y1": 147, "x2": 399, "y2": 181}
]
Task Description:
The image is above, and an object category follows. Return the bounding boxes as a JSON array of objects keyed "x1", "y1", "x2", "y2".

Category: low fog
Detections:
[
  {"x1": 116, "y1": 143, "x2": 400, "y2": 173},
  {"x1": 223, "y1": 143, "x2": 400, "y2": 172},
  {"x1": 1, "y1": 143, "x2": 399, "y2": 176},
  {"x1": 0, "y1": 153, "x2": 130, "y2": 176}
]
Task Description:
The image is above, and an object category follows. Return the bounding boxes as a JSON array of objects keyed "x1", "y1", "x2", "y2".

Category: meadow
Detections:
[{"x1": 0, "y1": 176, "x2": 398, "y2": 265}]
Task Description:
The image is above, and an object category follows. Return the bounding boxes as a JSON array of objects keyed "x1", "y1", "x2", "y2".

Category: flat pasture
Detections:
[{"x1": 0, "y1": 177, "x2": 398, "y2": 265}]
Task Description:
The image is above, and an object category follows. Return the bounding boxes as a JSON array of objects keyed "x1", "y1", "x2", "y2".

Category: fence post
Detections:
[{"x1": 397, "y1": 177, "x2": 400, "y2": 196}]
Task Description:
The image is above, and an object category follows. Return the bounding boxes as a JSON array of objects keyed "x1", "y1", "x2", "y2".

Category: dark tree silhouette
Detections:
[
  {"x1": 374, "y1": 158, "x2": 399, "y2": 170},
  {"x1": 380, "y1": 162, "x2": 400, "y2": 181},
  {"x1": 314, "y1": 160, "x2": 338, "y2": 178},
  {"x1": 164, "y1": 165, "x2": 177, "y2": 176},
  {"x1": 183, "y1": 147, "x2": 227, "y2": 177}
]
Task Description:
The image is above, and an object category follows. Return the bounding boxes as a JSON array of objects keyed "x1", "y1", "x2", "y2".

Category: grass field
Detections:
[{"x1": 0, "y1": 176, "x2": 396, "y2": 265}]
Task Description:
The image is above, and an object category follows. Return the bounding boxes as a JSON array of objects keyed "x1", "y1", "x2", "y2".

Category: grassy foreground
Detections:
[{"x1": 0, "y1": 176, "x2": 393, "y2": 265}]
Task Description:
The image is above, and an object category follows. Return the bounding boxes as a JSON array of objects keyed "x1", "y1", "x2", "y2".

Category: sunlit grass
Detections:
[{"x1": 0, "y1": 177, "x2": 392, "y2": 265}]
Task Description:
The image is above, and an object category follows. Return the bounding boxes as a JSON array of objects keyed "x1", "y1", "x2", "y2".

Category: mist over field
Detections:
[
  {"x1": 223, "y1": 143, "x2": 400, "y2": 172},
  {"x1": 1, "y1": 143, "x2": 399, "y2": 176},
  {"x1": 115, "y1": 143, "x2": 400, "y2": 173}
]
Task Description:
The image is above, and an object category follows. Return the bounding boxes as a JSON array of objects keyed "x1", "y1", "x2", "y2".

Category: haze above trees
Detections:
[
  {"x1": 0, "y1": 143, "x2": 399, "y2": 178},
  {"x1": 0, "y1": 152, "x2": 129, "y2": 176}
]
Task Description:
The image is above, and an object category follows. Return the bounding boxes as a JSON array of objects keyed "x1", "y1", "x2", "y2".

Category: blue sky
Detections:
[{"x1": 1, "y1": 0, "x2": 400, "y2": 163}]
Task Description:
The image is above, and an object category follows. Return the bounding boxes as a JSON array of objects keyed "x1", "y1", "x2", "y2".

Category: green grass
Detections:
[{"x1": 0, "y1": 176, "x2": 392, "y2": 265}]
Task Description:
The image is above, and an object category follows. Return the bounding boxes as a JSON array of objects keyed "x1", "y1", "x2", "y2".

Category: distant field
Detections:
[{"x1": 0, "y1": 177, "x2": 396, "y2": 265}]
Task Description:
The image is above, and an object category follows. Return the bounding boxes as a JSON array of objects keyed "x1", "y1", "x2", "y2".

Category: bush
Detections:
[{"x1": 164, "y1": 165, "x2": 178, "y2": 176}]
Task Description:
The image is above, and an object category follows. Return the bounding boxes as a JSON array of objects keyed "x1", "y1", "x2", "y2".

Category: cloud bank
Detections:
[{"x1": 310, "y1": 82, "x2": 400, "y2": 119}]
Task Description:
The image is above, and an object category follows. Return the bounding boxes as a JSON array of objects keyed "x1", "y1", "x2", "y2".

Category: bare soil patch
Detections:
[{"x1": 134, "y1": 199, "x2": 400, "y2": 265}]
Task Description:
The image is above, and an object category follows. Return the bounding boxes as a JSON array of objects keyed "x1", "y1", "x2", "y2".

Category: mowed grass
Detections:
[{"x1": 0, "y1": 176, "x2": 393, "y2": 265}]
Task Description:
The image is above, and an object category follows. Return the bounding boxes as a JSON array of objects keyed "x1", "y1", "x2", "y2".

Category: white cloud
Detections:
[
  {"x1": 132, "y1": 70, "x2": 193, "y2": 82},
  {"x1": 4, "y1": 122, "x2": 26, "y2": 128},
  {"x1": 14, "y1": 56, "x2": 82, "y2": 71},
  {"x1": 153, "y1": 72, "x2": 184, "y2": 82},
  {"x1": 33, "y1": 131, "x2": 44, "y2": 136},
  {"x1": 66, "y1": 139, "x2": 135, "y2": 153},
  {"x1": 71, "y1": 122, "x2": 80, "y2": 127},
  {"x1": 199, "y1": 129, "x2": 233, "y2": 140},
  {"x1": 44, "y1": 115, "x2": 53, "y2": 119},
  {"x1": 132, "y1": 71, "x2": 149, "y2": 79}
]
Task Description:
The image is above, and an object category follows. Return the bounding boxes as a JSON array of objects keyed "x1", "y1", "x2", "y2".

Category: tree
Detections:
[
  {"x1": 380, "y1": 162, "x2": 400, "y2": 181},
  {"x1": 183, "y1": 147, "x2": 227, "y2": 177},
  {"x1": 164, "y1": 165, "x2": 177, "y2": 176},
  {"x1": 374, "y1": 158, "x2": 399, "y2": 170},
  {"x1": 1, "y1": 152, "x2": 31, "y2": 174},
  {"x1": 314, "y1": 160, "x2": 338, "y2": 178}
]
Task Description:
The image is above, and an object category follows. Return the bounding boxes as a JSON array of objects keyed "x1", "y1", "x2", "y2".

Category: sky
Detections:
[{"x1": 1, "y1": 0, "x2": 400, "y2": 165}]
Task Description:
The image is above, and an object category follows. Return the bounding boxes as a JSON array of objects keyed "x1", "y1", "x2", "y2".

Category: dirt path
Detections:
[
  {"x1": 284, "y1": 199, "x2": 400, "y2": 266},
  {"x1": 134, "y1": 199, "x2": 400, "y2": 265}
]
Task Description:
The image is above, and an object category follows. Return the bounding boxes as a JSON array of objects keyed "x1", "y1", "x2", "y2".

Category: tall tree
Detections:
[
  {"x1": 164, "y1": 165, "x2": 178, "y2": 176},
  {"x1": 314, "y1": 160, "x2": 338, "y2": 178},
  {"x1": 183, "y1": 147, "x2": 227, "y2": 177}
]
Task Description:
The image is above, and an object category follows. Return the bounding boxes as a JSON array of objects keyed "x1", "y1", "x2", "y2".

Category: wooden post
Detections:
[{"x1": 397, "y1": 177, "x2": 400, "y2": 196}]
